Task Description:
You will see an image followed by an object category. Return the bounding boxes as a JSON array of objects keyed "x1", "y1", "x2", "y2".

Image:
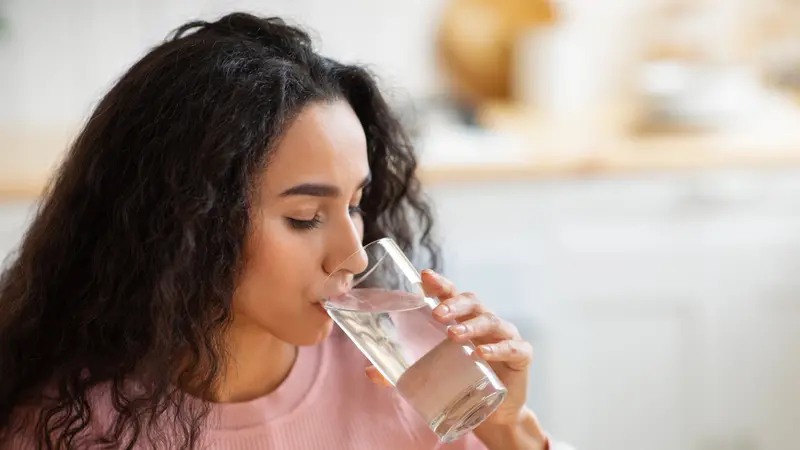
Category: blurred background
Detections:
[{"x1": 2, "y1": 0, "x2": 800, "y2": 449}]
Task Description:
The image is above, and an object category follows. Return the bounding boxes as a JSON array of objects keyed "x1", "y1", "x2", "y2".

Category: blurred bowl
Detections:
[{"x1": 636, "y1": 62, "x2": 767, "y2": 132}]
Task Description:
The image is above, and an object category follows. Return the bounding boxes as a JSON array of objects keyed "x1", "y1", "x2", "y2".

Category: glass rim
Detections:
[
  {"x1": 325, "y1": 237, "x2": 421, "y2": 289},
  {"x1": 353, "y1": 249, "x2": 389, "y2": 288}
]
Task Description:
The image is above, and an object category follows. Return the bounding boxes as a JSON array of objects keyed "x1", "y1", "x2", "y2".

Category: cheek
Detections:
[{"x1": 233, "y1": 220, "x2": 318, "y2": 323}]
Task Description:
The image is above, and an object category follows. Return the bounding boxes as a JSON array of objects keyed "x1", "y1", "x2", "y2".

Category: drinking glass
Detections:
[{"x1": 322, "y1": 238, "x2": 507, "y2": 443}]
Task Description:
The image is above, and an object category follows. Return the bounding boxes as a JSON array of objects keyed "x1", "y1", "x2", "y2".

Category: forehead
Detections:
[{"x1": 263, "y1": 101, "x2": 369, "y2": 193}]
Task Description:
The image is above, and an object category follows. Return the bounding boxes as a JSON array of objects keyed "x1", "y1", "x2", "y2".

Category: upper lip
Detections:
[{"x1": 318, "y1": 275, "x2": 354, "y2": 302}]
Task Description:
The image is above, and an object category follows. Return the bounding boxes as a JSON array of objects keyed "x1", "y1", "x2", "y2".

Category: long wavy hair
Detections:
[{"x1": 0, "y1": 12, "x2": 439, "y2": 450}]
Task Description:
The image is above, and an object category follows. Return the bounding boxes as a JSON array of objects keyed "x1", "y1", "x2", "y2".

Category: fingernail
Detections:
[
  {"x1": 436, "y1": 304, "x2": 450, "y2": 316},
  {"x1": 479, "y1": 345, "x2": 493, "y2": 354},
  {"x1": 424, "y1": 269, "x2": 441, "y2": 281},
  {"x1": 450, "y1": 324, "x2": 466, "y2": 335}
]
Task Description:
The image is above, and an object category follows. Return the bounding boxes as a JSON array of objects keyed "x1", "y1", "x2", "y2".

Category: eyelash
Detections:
[
  {"x1": 287, "y1": 216, "x2": 322, "y2": 230},
  {"x1": 287, "y1": 206, "x2": 364, "y2": 231}
]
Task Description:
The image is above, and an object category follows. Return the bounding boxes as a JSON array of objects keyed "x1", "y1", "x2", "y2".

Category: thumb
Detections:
[{"x1": 365, "y1": 366, "x2": 392, "y2": 387}]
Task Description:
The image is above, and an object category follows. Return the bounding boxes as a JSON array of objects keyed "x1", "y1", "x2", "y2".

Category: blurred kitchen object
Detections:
[
  {"x1": 635, "y1": 61, "x2": 766, "y2": 134},
  {"x1": 758, "y1": 0, "x2": 800, "y2": 102},
  {"x1": 435, "y1": 0, "x2": 556, "y2": 110},
  {"x1": 513, "y1": 0, "x2": 656, "y2": 122},
  {"x1": 514, "y1": 0, "x2": 598, "y2": 120},
  {"x1": 632, "y1": 0, "x2": 773, "y2": 134}
]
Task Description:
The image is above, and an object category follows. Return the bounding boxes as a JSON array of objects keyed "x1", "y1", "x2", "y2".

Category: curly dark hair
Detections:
[{"x1": 0, "y1": 12, "x2": 440, "y2": 450}]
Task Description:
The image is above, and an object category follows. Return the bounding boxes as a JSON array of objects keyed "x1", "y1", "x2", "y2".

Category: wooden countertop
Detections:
[
  {"x1": 417, "y1": 148, "x2": 800, "y2": 183},
  {"x1": 418, "y1": 102, "x2": 800, "y2": 182},
  {"x1": 4, "y1": 103, "x2": 800, "y2": 202}
]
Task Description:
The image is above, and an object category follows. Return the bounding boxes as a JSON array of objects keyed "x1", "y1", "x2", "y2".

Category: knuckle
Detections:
[
  {"x1": 462, "y1": 291, "x2": 478, "y2": 303},
  {"x1": 466, "y1": 320, "x2": 483, "y2": 333},
  {"x1": 484, "y1": 312, "x2": 501, "y2": 327}
]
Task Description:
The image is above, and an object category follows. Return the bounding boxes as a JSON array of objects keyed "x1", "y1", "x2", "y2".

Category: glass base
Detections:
[{"x1": 431, "y1": 378, "x2": 507, "y2": 443}]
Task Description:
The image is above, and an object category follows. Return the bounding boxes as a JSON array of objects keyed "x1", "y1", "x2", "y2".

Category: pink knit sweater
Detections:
[{"x1": 9, "y1": 330, "x2": 488, "y2": 449}]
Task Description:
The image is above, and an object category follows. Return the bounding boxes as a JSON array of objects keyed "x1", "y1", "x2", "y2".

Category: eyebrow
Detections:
[{"x1": 279, "y1": 174, "x2": 371, "y2": 198}]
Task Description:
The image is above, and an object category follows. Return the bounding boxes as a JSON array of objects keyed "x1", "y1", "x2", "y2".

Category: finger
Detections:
[
  {"x1": 447, "y1": 312, "x2": 520, "y2": 341},
  {"x1": 433, "y1": 292, "x2": 484, "y2": 321},
  {"x1": 421, "y1": 270, "x2": 457, "y2": 300},
  {"x1": 477, "y1": 339, "x2": 533, "y2": 371},
  {"x1": 365, "y1": 366, "x2": 392, "y2": 387}
]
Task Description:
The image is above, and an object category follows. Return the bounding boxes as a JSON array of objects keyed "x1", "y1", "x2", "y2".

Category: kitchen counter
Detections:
[
  {"x1": 5, "y1": 103, "x2": 800, "y2": 201},
  {"x1": 420, "y1": 99, "x2": 800, "y2": 181},
  {"x1": 418, "y1": 146, "x2": 800, "y2": 183}
]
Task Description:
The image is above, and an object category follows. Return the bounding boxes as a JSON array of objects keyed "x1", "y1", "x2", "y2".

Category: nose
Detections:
[{"x1": 323, "y1": 216, "x2": 369, "y2": 277}]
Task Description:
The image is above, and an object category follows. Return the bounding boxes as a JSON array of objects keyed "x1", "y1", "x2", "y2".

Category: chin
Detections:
[{"x1": 292, "y1": 317, "x2": 336, "y2": 346}]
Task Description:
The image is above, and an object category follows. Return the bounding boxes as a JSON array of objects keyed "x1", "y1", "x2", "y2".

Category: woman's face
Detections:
[{"x1": 233, "y1": 100, "x2": 371, "y2": 345}]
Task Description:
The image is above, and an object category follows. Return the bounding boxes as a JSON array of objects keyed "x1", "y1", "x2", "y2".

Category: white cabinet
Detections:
[
  {"x1": 428, "y1": 170, "x2": 800, "y2": 450},
  {"x1": 2, "y1": 169, "x2": 799, "y2": 450}
]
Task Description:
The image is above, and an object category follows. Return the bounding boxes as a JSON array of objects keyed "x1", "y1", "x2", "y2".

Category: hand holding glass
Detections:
[{"x1": 322, "y1": 238, "x2": 507, "y2": 443}]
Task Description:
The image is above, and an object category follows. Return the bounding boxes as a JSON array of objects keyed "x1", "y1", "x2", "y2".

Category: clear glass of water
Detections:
[{"x1": 322, "y1": 238, "x2": 507, "y2": 443}]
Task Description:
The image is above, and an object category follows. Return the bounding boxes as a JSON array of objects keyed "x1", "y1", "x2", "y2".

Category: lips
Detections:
[
  {"x1": 320, "y1": 274, "x2": 354, "y2": 301},
  {"x1": 313, "y1": 292, "x2": 346, "y2": 310}
]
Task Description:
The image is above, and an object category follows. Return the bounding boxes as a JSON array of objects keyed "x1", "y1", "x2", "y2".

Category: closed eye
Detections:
[
  {"x1": 287, "y1": 216, "x2": 322, "y2": 230},
  {"x1": 287, "y1": 205, "x2": 362, "y2": 232}
]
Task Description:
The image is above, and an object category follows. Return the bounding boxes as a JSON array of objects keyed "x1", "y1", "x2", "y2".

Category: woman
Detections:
[{"x1": 0, "y1": 12, "x2": 568, "y2": 450}]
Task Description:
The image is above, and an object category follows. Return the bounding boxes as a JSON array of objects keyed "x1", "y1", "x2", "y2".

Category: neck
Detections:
[{"x1": 214, "y1": 321, "x2": 297, "y2": 403}]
